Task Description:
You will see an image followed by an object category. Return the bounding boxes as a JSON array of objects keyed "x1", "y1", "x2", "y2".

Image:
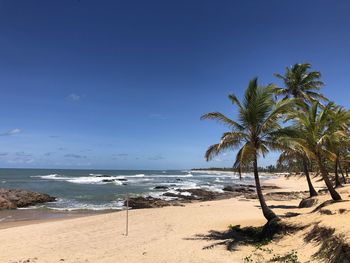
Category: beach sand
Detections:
[{"x1": 0, "y1": 175, "x2": 349, "y2": 263}]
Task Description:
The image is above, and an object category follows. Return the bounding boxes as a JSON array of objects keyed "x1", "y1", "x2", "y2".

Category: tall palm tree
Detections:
[
  {"x1": 328, "y1": 105, "x2": 350, "y2": 187},
  {"x1": 283, "y1": 102, "x2": 350, "y2": 201},
  {"x1": 277, "y1": 148, "x2": 318, "y2": 197},
  {"x1": 274, "y1": 63, "x2": 327, "y2": 103},
  {"x1": 273, "y1": 63, "x2": 326, "y2": 197},
  {"x1": 201, "y1": 78, "x2": 293, "y2": 222}
]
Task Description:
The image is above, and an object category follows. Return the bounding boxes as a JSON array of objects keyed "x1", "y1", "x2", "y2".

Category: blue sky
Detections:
[{"x1": 0, "y1": 0, "x2": 349, "y2": 169}]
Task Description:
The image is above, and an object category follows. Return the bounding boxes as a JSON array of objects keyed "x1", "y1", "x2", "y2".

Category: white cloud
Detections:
[
  {"x1": 7, "y1": 157, "x2": 34, "y2": 164},
  {"x1": 0, "y1": 128, "x2": 21, "y2": 136},
  {"x1": 67, "y1": 93, "x2": 81, "y2": 101}
]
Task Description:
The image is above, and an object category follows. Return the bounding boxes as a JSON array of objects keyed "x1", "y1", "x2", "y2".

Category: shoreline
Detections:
[
  {"x1": 0, "y1": 175, "x2": 282, "y2": 228},
  {"x1": 0, "y1": 208, "x2": 115, "y2": 229}
]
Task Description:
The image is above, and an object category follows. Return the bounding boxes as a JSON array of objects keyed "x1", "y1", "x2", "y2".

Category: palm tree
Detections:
[
  {"x1": 283, "y1": 102, "x2": 350, "y2": 201},
  {"x1": 328, "y1": 105, "x2": 350, "y2": 187},
  {"x1": 274, "y1": 63, "x2": 327, "y2": 103},
  {"x1": 277, "y1": 148, "x2": 318, "y2": 197},
  {"x1": 201, "y1": 78, "x2": 293, "y2": 222},
  {"x1": 273, "y1": 63, "x2": 328, "y2": 194}
]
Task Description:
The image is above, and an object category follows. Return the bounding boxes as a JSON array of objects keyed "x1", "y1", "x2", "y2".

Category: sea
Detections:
[{"x1": 0, "y1": 168, "x2": 272, "y2": 211}]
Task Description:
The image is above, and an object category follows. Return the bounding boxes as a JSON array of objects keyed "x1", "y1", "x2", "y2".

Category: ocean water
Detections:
[{"x1": 0, "y1": 168, "x2": 267, "y2": 211}]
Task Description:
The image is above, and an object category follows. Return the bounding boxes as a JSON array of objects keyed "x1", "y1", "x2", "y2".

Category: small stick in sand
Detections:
[{"x1": 125, "y1": 193, "x2": 129, "y2": 236}]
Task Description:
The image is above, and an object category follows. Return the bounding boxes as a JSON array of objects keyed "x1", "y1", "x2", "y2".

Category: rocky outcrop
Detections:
[
  {"x1": 163, "y1": 188, "x2": 240, "y2": 202},
  {"x1": 125, "y1": 184, "x2": 295, "y2": 210},
  {"x1": 223, "y1": 185, "x2": 255, "y2": 193},
  {"x1": 125, "y1": 196, "x2": 173, "y2": 209},
  {"x1": 0, "y1": 188, "x2": 56, "y2": 210},
  {"x1": 126, "y1": 188, "x2": 242, "y2": 209}
]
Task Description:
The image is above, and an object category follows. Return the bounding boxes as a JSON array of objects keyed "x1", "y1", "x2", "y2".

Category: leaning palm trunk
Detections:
[
  {"x1": 302, "y1": 159, "x2": 318, "y2": 197},
  {"x1": 317, "y1": 153, "x2": 342, "y2": 200},
  {"x1": 253, "y1": 154, "x2": 278, "y2": 221},
  {"x1": 334, "y1": 156, "x2": 343, "y2": 188}
]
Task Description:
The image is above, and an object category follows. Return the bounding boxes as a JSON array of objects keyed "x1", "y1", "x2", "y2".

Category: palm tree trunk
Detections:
[
  {"x1": 302, "y1": 159, "x2": 318, "y2": 197},
  {"x1": 334, "y1": 157, "x2": 342, "y2": 188},
  {"x1": 317, "y1": 153, "x2": 342, "y2": 201},
  {"x1": 253, "y1": 154, "x2": 278, "y2": 221},
  {"x1": 238, "y1": 166, "x2": 242, "y2": 180},
  {"x1": 338, "y1": 161, "x2": 346, "y2": 184}
]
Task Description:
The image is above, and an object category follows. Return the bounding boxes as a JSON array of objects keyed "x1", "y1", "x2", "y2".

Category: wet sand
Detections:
[{"x1": 0, "y1": 208, "x2": 114, "y2": 229}]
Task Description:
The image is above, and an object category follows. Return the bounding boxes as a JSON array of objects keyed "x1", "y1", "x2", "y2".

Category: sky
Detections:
[{"x1": 0, "y1": 0, "x2": 350, "y2": 170}]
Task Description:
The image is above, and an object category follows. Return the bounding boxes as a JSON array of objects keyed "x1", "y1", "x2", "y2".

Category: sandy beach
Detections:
[{"x1": 1, "y1": 175, "x2": 348, "y2": 263}]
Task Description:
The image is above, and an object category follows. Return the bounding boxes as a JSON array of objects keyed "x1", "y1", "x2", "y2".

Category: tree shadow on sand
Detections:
[
  {"x1": 268, "y1": 205, "x2": 299, "y2": 209},
  {"x1": 184, "y1": 221, "x2": 306, "y2": 251},
  {"x1": 184, "y1": 225, "x2": 265, "y2": 251}
]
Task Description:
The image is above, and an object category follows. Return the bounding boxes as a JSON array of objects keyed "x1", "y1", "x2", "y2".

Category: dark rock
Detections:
[
  {"x1": 96, "y1": 175, "x2": 111, "y2": 177},
  {"x1": 128, "y1": 186, "x2": 263, "y2": 210},
  {"x1": 163, "y1": 192, "x2": 198, "y2": 201},
  {"x1": 162, "y1": 188, "x2": 239, "y2": 202},
  {"x1": 238, "y1": 184, "x2": 255, "y2": 188},
  {"x1": 102, "y1": 179, "x2": 115, "y2": 183},
  {"x1": 163, "y1": 192, "x2": 181, "y2": 198},
  {"x1": 179, "y1": 189, "x2": 218, "y2": 200},
  {"x1": 102, "y1": 178, "x2": 127, "y2": 183},
  {"x1": 179, "y1": 188, "x2": 239, "y2": 201},
  {"x1": 154, "y1": 186, "x2": 169, "y2": 190},
  {"x1": 126, "y1": 196, "x2": 171, "y2": 209},
  {"x1": 0, "y1": 188, "x2": 56, "y2": 210},
  {"x1": 223, "y1": 185, "x2": 254, "y2": 193},
  {"x1": 222, "y1": 186, "x2": 236, "y2": 192},
  {"x1": 299, "y1": 197, "x2": 318, "y2": 208}
]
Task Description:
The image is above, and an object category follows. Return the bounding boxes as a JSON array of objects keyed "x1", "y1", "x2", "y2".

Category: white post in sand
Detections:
[{"x1": 125, "y1": 193, "x2": 129, "y2": 236}]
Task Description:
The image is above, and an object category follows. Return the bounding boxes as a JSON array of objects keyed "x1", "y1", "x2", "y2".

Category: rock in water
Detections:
[
  {"x1": 153, "y1": 186, "x2": 169, "y2": 190},
  {"x1": 0, "y1": 188, "x2": 56, "y2": 210}
]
